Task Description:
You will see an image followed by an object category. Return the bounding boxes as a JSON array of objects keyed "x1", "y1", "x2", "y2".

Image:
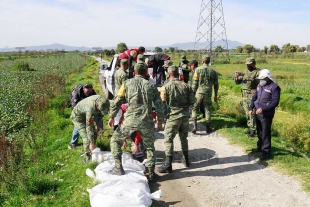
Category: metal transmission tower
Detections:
[{"x1": 194, "y1": 0, "x2": 229, "y2": 63}]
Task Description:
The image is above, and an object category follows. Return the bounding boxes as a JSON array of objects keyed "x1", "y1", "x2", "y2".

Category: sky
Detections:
[{"x1": 0, "y1": 0, "x2": 310, "y2": 49}]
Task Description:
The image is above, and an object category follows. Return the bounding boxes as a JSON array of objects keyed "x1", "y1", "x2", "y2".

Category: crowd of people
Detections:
[{"x1": 68, "y1": 47, "x2": 281, "y2": 182}]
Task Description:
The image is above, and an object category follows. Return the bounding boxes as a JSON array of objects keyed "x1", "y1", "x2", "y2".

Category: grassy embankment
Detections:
[{"x1": 0, "y1": 56, "x2": 112, "y2": 206}]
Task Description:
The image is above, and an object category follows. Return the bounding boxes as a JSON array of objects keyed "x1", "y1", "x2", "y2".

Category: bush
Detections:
[
  {"x1": 274, "y1": 115, "x2": 310, "y2": 153},
  {"x1": 14, "y1": 61, "x2": 30, "y2": 71}
]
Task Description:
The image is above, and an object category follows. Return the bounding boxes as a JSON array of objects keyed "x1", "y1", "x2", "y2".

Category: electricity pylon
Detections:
[{"x1": 194, "y1": 0, "x2": 230, "y2": 63}]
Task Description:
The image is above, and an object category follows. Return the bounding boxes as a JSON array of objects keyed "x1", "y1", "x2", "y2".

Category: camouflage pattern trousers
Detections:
[
  {"x1": 242, "y1": 89, "x2": 256, "y2": 131},
  {"x1": 164, "y1": 116, "x2": 189, "y2": 156},
  {"x1": 72, "y1": 120, "x2": 97, "y2": 155},
  {"x1": 192, "y1": 94, "x2": 212, "y2": 122},
  {"x1": 110, "y1": 124, "x2": 155, "y2": 167}
]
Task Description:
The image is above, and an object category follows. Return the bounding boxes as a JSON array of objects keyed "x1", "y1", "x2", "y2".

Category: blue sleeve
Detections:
[{"x1": 262, "y1": 86, "x2": 281, "y2": 111}]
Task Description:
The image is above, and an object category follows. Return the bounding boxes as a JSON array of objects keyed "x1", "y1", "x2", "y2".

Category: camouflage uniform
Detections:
[
  {"x1": 70, "y1": 95, "x2": 109, "y2": 158},
  {"x1": 235, "y1": 57, "x2": 259, "y2": 134},
  {"x1": 115, "y1": 59, "x2": 128, "y2": 95},
  {"x1": 191, "y1": 56, "x2": 219, "y2": 127},
  {"x1": 162, "y1": 60, "x2": 173, "y2": 85},
  {"x1": 160, "y1": 66, "x2": 196, "y2": 156},
  {"x1": 109, "y1": 64, "x2": 165, "y2": 169}
]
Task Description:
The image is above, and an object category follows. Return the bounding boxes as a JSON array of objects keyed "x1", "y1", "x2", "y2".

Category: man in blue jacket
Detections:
[{"x1": 249, "y1": 69, "x2": 281, "y2": 160}]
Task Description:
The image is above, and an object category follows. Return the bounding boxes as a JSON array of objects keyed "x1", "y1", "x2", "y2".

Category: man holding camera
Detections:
[{"x1": 234, "y1": 57, "x2": 260, "y2": 137}]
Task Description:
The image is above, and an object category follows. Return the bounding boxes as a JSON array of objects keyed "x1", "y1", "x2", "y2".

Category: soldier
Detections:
[
  {"x1": 108, "y1": 63, "x2": 165, "y2": 182},
  {"x1": 114, "y1": 59, "x2": 128, "y2": 95},
  {"x1": 137, "y1": 54, "x2": 145, "y2": 65},
  {"x1": 162, "y1": 60, "x2": 173, "y2": 85},
  {"x1": 70, "y1": 95, "x2": 109, "y2": 162},
  {"x1": 234, "y1": 57, "x2": 260, "y2": 137},
  {"x1": 118, "y1": 46, "x2": 146, "y2": 78},
  {"x1": 68, "y1": 83, "x2": 102, "y2": 149},
  {"x1": 156, "y1": 65, "x2": 196, "y2": 173},
  {"x1": 179, "y1": 55, "x2": 191, "y2": 83},
  {"x1": 191, "y1": 55, "x2": 219, "y2": 134}
]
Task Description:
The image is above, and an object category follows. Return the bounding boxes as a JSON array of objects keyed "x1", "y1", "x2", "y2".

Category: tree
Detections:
[
  {"x1": 154, "y1": 46, "x2": 163, "y2": 53},
  {"x1": 103, "y1": 49, "x2": 111, "y2": 56},
  {"x1": 263, "y1": 46, "x2": 269, "y2": 54},
  {"x1": 298, "y1": 46, "x2": 306, "y2": 52},
  {"x1": 110, "y1": 49, "x2": 115, "y2": 56},
  {"x1": 236, "y1": 46, "x2": 243, "y2": 53},
  {"x1": 169, "y1": 47, "x2": 175, "y2": 53},
  {"x1": 287, "y1": 45, "x2": 298, "y2": 53},
  {"x1": 115, "y1": 42, "x2": 128, "y2": 54},
  {"x1": 282, "y1": 43, "x2": 291, "y2": 53},
  {"x1": 163, "y1": 48, "x2": 168, "y2": 54},
  {"x1": 215, "y1": 45, "x2": 224, "y2": 52},
  {"x1": 269, "y1": 44, "x2": 280, "y2": 53},
  {"x1": 242, "y1": 44, "x2": 254, "y2": 54}
]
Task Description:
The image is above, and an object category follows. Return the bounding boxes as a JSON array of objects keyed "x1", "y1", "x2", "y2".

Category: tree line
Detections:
[{"x1": 94, "y1": 42, "x2": 310, "y2": 56}]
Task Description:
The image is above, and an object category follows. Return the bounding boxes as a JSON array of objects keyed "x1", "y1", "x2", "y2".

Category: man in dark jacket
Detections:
[
  {"x1": 68, "y1": 84, "x2": 102, "y2": 149},
  {"x1": 179, "y1": 55, "x2": 191, "y2": 83},
  {"x1": 249, "y1": 69, "x2": 281, "y2": 160},
  {"x1": 147, "y1": 54, "x2": 170, "y2": 86}
]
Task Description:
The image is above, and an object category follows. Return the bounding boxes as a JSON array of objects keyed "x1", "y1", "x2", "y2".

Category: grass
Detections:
[{"x1": 0, "y1": 57, "x2": 113, "y2": 206}]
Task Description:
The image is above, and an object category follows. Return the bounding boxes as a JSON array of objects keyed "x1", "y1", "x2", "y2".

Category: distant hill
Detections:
[
  {"x1": 2, "y1": 43, "x2": 92, "y2": 52},
  {"x1": 164, "y1": 40, "x2": 243, "y2": 50},
  {"x1": 3, "y1": 40, "x2": 243, "y2": 52}
]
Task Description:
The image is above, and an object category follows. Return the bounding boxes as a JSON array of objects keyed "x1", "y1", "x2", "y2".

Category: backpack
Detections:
[{"x1": 67, "y1": 84, "x2": 84, "y2": 109}]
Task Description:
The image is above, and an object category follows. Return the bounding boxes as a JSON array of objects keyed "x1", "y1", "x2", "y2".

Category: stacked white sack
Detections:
[{"x1": 86, "y1": 149, "x2": 161, "y2": 207}]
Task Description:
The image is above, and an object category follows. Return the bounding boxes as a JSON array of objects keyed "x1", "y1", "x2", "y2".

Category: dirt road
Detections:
[
  {"x1": 153, "y1": 122, "x2": 310, "y2": 207},
  {"x1": 94, "y1": 57, "x2": 310, "y2": 207}
]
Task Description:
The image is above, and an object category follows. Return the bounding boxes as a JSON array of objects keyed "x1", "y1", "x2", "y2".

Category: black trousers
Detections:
[{"x1": 256, "y1": 113, "x2": 274, "y2": 155}]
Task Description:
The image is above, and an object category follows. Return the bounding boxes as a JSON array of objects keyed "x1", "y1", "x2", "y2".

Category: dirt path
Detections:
[
  {"x1": 153, "y1": 122, "x2": 310, "y2": 207},
  {"x1": 94, "y1": 57, "x2": 310, "y2": 207}
]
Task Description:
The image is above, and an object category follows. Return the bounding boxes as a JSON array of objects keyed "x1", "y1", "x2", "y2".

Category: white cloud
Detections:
[{"x1": 0, "y1": 0, "x2": 309, "y2": 49}]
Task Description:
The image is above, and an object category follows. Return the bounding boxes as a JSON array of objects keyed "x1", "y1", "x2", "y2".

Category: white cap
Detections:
[{"x1": 258, "y1": 69, "x2": 275, "y2": 82}]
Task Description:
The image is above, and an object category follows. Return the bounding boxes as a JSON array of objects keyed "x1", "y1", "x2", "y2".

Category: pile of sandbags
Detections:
[{"x1": 86, "y1": 149, "x2": 161, "y2": 207}]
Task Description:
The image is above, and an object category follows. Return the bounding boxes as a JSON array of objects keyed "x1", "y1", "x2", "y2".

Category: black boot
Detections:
[
  {"x1": 192, "y1": 119, "x2": 197, "y2": 134},
  {"x1": 156, "y1": 156, "x2": 172, "y2": 173},
  {"x1": 244, "y1": 128, "x2": 250, "y2": 134},
  {"x1": 148, "y1": 166, "x2": 159, "y2": 183},
  {"x1": 206, "y1": 123, "x2": 213, "y2": 134},
  {"x1": 109, "y1": 159, "x2": 125, "y2": 175},
  {"x1": 182, "y1": 151, "x2": 190, "y2": 167},
  {"x1": 249, "y1": 129, "x2": 255, "y2": 138},
  {"x1": 83, "y1": 152, "x2": 91, "y2": 163}
]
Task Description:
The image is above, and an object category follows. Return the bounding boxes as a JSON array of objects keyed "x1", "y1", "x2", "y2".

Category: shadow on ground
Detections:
[{"x1": 155, "y1": 146, "x2": 267, "y2": 182}]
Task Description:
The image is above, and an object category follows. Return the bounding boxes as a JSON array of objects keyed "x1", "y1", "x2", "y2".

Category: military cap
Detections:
[
  {"x1": 202, "y1": 54, "x2": 210, "y2": 61},
  {"x1": 167, "y1": 65, "x2": 178, "y2": 73},
  {"x1": 163, "y1": 60, "x2": 173, "y2": 67},
  {"x1": 83, "y1": 83, "x2": 93, "y2": 89},
  {"x1": 95, "y1": 96, "x2": 109, "y2": 116},
  {"x1": 246, "y1": 57, "x2": 255, "y2": 64},
  {"x1": 188, "y1": 60, "x2": 198, "y2": 66},
  {"x1": 134, "y1": 63, "x2": 147, "y2": 70},
  {"x1": 120, "y1": 59, "x2": 128, "y2": 65},
  {"x1": 137, "y1": 54, "x2": 144, "y2": 62}
]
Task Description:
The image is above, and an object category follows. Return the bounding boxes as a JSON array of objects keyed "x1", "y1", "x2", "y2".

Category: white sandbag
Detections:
[
  {"x1": 87, "y1": 150, "x2": 162, "y2": 207},
  {"x1": 87, "y1": 180, "x2": 161, "y2": 207},
  {"x1": 89, "y1": 151, "x2": 147, "y2": 182}
]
